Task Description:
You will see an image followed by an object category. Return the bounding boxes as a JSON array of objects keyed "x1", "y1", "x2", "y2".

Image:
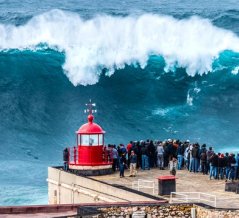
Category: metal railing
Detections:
[
  {"x1": 67, "y1": 146, "x2": 112, "y2": 164},
  {"x1": 69, "y1": 147, "x2": 78, "y2": 164},
  {"x1": 132, "y1": 179, "x2": 156, "y2": 195},
  {"x1": 170, "y1": 192, "x2": 217, "y2": 207}
]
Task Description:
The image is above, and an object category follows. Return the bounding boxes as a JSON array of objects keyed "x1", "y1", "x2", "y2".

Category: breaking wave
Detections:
[{"x1": 0, "y1": 9, "x2": 239, "y2": 85}]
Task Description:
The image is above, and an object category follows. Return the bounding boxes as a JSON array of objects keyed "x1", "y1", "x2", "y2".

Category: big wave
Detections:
[{"x1": 0, "y1": 9, "x2": 239, "y2": 85}]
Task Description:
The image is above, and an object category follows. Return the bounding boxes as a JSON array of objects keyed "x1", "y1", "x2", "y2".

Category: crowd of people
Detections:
[{"x1": 109, "y1": 139, "x2": 239, "y2": 181}]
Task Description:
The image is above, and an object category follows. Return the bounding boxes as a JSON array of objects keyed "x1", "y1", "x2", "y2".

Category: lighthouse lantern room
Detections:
[{"x1": 68, "y1": 100, "x2": 112, "y2": 176}]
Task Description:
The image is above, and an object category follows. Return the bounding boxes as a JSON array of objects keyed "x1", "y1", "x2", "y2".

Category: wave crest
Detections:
[{"x1": 0, "y1": 9, "x2": 239, "y2": 85}]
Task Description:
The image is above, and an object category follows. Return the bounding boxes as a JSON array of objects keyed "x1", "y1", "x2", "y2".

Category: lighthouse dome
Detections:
[{"x1": 76, "y1": 114, "x2": 105, "y2": 134}]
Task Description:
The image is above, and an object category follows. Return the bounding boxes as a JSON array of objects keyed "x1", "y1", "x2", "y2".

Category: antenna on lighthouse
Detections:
[{"x1": 85, "y1": 99, "x2": 97, "y2": 115}]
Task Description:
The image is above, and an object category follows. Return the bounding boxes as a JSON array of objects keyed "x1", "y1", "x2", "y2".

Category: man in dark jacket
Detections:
[
  {"x1": 225, "y1": 152, "x2": 230, "y2": 179},
  {"x1": 192, "y1": 144, "x2": 199, "y2": 173},
  {"x1": 218, "y1": 154, "x2": 225, "y2": 180},
  {"x1": 119, "y1": 153, "x2": 127, "y2": 178},
  {"x1": 167, "y1": 139, "x2": 174, "y2": 162},
  {"x1": 209, "y1": 153, "x2": 218, "y2": 179},
  {"x1": 226, "y1": 153, "x2": 236, "y2": 181},
  {"x1": 206, "y1": 147, "x2": 214, "y2": 174},
  {"x1": 63, "y1": 148, "x2": 69, "y2": 171},
  {"x1": 177, "y1": 142, "x2": 184, "y2": 170},
  {"x1": 200, "y1": 148, "x2": 207, "y2": 175},
  {"x1": 141, "y1": 144, "x2": 149, "y2": 170},
  {"x1": 148, "y1": 140, "x2": 156, "y2": 168}
]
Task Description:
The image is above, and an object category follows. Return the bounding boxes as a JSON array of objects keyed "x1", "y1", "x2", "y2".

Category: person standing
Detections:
[
  {"x1": 206, "y1": 147, "x2": 214, "y2": 174},
  {"x1": 63, "y1": 147, "x2": 69, "y2": 171},
  {"x1": 111, "y1": 145, "x2": 119, "y2": 172},
  {"x1": 148, "y1": 140, "x2": 156, "y2": 168},
  {"x1": 170, "y1": 157, "x2": 177, "y2": 176},
  {"x1": 227, "y1": 153, "x2": 236, "y2": 181},
  {"x1": 73, "y1": 146, "x2": 77, "y2": 164},
  {"x1": 235, "y1": 153, "x2": 239, "y2": 180},
  {"x1": 127, "y1": 141, "x2": 133, "y2": 167},
  {"x1": 157, "y1": 142, "x2": 164, "y2": 170},
  {"x1": 177, "y1": 142, "x2": 184, "y2": 170},
  {"x1": 184, "y1": 145, "x2": 190, "y2": 170},
  {"x1": 218, "y1": 153, "x2": 225, "y2": 179},
  {"x1": 200, "y1": 149, "x2": 207, "y2": 175},
  {"x1": 129, "y1": 150, "x2": 137, "y2": 177},
  {"x1": 209, "y1": 153, "x2": 218, "y2": 180},
  {"x1": 119, "y1": 153, "x2": 127, "y2": 178},
  {"x1": 141, "y1": 144, "x2": 150, "y2": 170}
]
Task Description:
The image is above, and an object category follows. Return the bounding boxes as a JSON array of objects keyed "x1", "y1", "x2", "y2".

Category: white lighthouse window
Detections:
[
  {"x1": 81, "y1": 135, "x2": 89, "y2": 145},
  {"x1": 99, "y1": 134, "x2": 103, "y2": 145},
  {"x1": 89, "y1": 134, "x2": 98, "y2": 146}
]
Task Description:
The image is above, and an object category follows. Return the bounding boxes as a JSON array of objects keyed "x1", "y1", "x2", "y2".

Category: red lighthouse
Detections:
[{"x1": 68, "y1": 100, "x2": 112, "y2": 175}]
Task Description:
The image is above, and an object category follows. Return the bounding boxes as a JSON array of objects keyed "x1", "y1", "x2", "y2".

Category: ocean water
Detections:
[{"x1": 0, "y1": 0, "x2": 239, "y2": 205}]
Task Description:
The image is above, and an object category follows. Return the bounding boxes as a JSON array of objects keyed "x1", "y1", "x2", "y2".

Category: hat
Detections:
[
  {"x1": 186, "y1": 139, "x2": 190, "y2": 143},
  {"x1": 167, "y1": 139, "x2": 172, "y2": 143}
]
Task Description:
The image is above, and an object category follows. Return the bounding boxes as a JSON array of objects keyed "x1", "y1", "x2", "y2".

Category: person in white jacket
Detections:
[{"x1": 157, "y1": 142, "x2": 164, "y2": 170}]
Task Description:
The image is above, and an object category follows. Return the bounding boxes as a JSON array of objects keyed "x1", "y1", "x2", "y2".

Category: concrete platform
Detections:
[{"x1": 90, "y1": 168, "x2": 239, "y2": 208}]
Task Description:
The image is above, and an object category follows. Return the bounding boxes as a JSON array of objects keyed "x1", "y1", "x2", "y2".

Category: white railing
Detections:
[
  {"x1": 170, "y1": 192, "x2": 217, "y2": 208},
  {"x1": 132, "y1": 179, "x2": 156, "y2": 195}
]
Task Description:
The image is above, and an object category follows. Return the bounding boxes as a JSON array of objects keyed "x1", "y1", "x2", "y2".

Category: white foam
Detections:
[
  {"x1": 232, "y1": 66, "x2": 239, "y2": 75},
  {"x1": 187, "y1": 92, "x2": 193, "y2": 106},
  {"x1": 0, "y1": 9, "x2": 239, "y2": 85}
]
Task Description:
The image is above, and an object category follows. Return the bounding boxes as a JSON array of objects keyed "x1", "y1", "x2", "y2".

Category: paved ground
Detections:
[{"x1": 90, "y1": 168, "x2": 239, "y2": 208}]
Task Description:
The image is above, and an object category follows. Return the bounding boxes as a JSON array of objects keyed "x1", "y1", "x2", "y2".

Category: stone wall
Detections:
[
  {"x1": 98, "y1": 204, "x2": 193, "y2": 218},
  {"x1": 195, "y1": 205, "x2": 239, "y2": 218},
  {"x1": 85, "y1": 204, "x2": 239, "y2": 218}
]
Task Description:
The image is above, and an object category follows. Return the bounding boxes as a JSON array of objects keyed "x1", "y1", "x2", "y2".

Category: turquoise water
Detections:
[{"x1": 0, "y1": 0, "x2": 239, "y2": 205}]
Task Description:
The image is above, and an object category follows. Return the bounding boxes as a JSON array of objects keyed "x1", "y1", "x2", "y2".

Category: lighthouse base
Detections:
[{"x1": 68, "y1": 164, "x2": 112, "y2": 176}]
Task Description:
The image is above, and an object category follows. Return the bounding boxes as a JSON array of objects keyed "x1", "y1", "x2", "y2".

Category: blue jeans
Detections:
[
  {"x1": 64, "y1": 161, "x2": 68, "y2": 171},
  {"x1": 193, "y1": 158, "x2": 199, "y2": 172},
  {"x1": 209, "y1": 165, "x2": 213, "y2": 179},
  {"x1": 228, "y1": 167, "x2": 235, "y2": 180},
  {"x1": 177, "y1": 155, "x2": 183, "y2": 170},
  {"x1": 119, "y1": 164, "x2": 125, "y2": 177},
  {"x1": 184, "y1": 159, "x2": 189, "y2": 170},
  {"x1": 218, "y1": 167, "x2": 224, "y2": 179},
  {"x1": 235, "y1": 167, "x2": 239, "y2": 179},
  {"x1": 210, "y1": 165, "x2": 218, "y2": 179},
  {"x1": 157, "y1": 154, "x2": 164, "y2": 168},
  {"x1": 191, "y1": 158, "x2": 198, "y2": 172},
  {"x1": 189, "y1": 158, "x2": 193, "y2": 171},
  {"x1": 226, "y1": 166, "x2": 230, "y2": 179},
  {"x1": 142, "y1": 155, "x2": 149, "y2": 170}
]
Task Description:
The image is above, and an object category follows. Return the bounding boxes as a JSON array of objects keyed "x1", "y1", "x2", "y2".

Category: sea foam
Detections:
[{"x1": 0, "y1": 9, "x2": 239, "y2": 85}]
